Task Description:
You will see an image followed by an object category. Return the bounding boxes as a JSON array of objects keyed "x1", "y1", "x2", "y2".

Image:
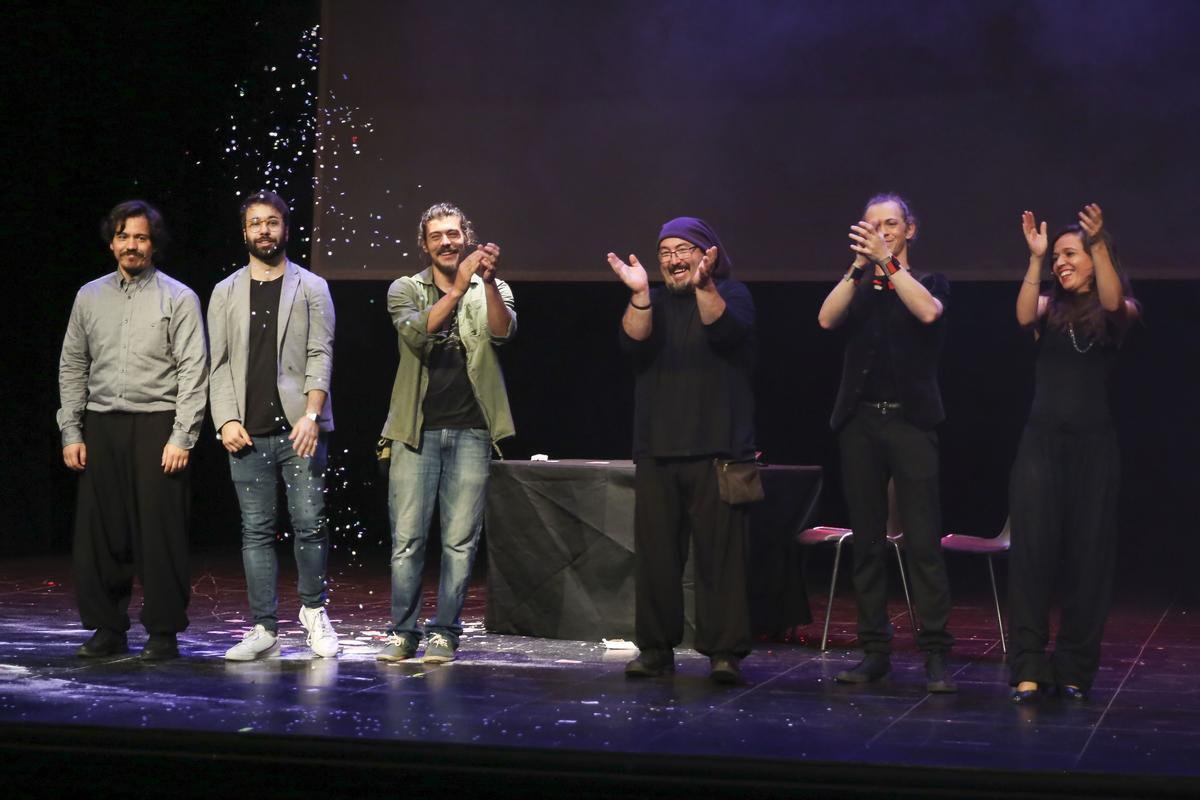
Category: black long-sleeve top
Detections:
[{"x1": 619, "y1": 278, "x2": 757, "y2": 460}]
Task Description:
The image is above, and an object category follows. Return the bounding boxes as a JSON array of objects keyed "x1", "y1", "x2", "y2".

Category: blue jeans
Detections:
[
  {"x1": 387, "y1": 428, "x2": 491, "y2": 647},
  {"x1": 229, "y1": 432, "x2": 329, "y2": 633}
]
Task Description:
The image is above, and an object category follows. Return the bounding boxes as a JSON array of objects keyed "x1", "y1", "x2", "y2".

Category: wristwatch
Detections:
[{"x1": 306, "y1": 412, "x2": 319, "y2": 423}]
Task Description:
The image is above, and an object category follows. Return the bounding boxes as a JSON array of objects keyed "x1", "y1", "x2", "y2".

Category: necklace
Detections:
[{"x1": 1067, "y1": 323, "x2": 1094, "y2": 354}]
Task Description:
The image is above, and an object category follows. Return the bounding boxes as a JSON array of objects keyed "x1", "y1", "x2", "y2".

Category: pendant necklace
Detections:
[{"x1": 1067, "y1": 323, "x2": 1094, "y2": 354}]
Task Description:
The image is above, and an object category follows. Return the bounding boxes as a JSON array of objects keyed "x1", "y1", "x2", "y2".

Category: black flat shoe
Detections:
[
  {"x1": 1059, "y1": 684, "x2": 1088, "y2": 701},
  {"x1": 1010, "y1": 687, "x2": 1040, "y2": 704},
  {"x1": 77, "y1": 629, "x2": 128, "y2": 658},
  {"x1": 140, "y1": 633, "x2": 179, "y2": 661}
]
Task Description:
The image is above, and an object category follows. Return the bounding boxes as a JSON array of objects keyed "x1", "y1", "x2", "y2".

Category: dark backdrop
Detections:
[
  {"x1": 313, "y1": 0, "x2": 1200, "y2": 280},
  {"x1": 5, "y1": 2, "x2": 1198, "y2": 603}
]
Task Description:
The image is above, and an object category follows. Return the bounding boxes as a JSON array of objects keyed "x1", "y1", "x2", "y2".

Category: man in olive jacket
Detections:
[{"x1": 377, "y1": 202, "x2": 516, "y2": 664}]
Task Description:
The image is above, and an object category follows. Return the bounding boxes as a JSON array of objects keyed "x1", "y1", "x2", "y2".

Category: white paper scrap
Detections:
[{"x1": 602, "y1": 638, "x2": 638, "y2": 651}]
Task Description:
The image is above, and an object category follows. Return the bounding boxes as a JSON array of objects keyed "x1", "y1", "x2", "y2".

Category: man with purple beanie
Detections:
[{"x1": 608, "y1": 217, "x2": 757, "y2": 685}]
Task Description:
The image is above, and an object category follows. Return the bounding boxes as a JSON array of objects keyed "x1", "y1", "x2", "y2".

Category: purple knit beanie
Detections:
[{"x1": 657, "y1": 217, "x2": 732, "y2": 277}]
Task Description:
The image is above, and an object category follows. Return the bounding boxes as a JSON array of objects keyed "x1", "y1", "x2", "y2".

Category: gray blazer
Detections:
[{"x1": 208, "y1": 259, "x2": 334, "y2": 434}]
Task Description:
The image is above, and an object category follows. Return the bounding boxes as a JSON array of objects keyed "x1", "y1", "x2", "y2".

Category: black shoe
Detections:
[
  {"x1": 925, "y1": 653, "x2": 958, "y2": 694},
  {"x1": 625, "y1": 650, "x2": 674, "y2": 678},
  {"x1": 77, "y1": 629, "x2": 128, "y2": 658},
  {"x1": 1011, "y1": 683, "x2": 1043, "y2": 704},
  {"x1": 1059, "y1": 684, "x2": 1088, "y2": 701},
  {"x1": 709, "y1": 655, "x2": 744, "y2": 686},
  {"x1": 835, "y1": 653, "x2": 891, "y2": 684},
  {"x1": 140, "y1": 633, "x2": 179, "y2": 661}
]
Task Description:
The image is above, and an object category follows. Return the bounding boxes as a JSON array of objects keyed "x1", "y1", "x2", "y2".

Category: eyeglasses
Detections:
[
  {"x1": 246, "y1": 217, "x2": 283, "y2": 231},
  {"x1": 657, "y1": 244, "x2": 699, "y2": 262}
]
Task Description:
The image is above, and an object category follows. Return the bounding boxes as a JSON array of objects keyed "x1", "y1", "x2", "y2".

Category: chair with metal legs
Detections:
[
  {"x1": 940, "y1": 517, "x2": 1011, "y2": 654},
  {"x1": 796, "y1": 481, "x2": 917, "y2": 651}
]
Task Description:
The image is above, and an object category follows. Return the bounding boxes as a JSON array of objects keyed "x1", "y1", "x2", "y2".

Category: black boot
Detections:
[
  {"x1": 835, "y1": 653, "x2": 891, "y2": 684},
  {"x1": 925, "y1": 652, "x2": 958, "y2": 694},
  {"x1": 625, "y1": 649, "x2": 674, "y2": 678},
  {"x1": 77, "y1": 629, "x2": 128, "y2": 658}
]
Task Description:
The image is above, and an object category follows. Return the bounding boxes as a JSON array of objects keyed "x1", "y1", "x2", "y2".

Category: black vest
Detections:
[{"x1": 829, "y1": 271, "x2": 949, "y2": 431}]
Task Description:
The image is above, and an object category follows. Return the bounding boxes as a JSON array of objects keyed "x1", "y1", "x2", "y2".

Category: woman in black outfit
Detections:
[{"x1": 1008, "y1": 204, "x2": 1139, "y2": 703}]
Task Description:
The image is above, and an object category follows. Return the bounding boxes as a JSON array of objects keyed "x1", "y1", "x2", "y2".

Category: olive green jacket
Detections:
[{"x1": 380, "y1": 268, "x2": 516, "y2": 451}]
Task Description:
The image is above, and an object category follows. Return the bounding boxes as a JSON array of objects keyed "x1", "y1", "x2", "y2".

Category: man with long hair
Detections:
[
  {"x1": 377, "y1": 203, "x2": 516, "y2": 664},
  {"x1": 818, "y1": 193, "x2": 957, "y2": 693}
]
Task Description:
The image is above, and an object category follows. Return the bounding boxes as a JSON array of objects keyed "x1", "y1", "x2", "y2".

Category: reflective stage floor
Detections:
[{"x1": 0, "y1": 552, "x2": 1197, "y2": 798}]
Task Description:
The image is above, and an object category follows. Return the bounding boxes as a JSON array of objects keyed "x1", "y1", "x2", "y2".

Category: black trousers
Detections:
[
  {"x1": 73, "y1": 411, "x2": 191, "y2": 635},
  {"x1": 633, "y1": 457, "x2": 751, "y2": 658},
  {"x1": 1007, "y1": 423, "x2": 1119, "y2": 691},
  {"x1": 838, "y1": 407, "x2": 953, "y2": 655}
]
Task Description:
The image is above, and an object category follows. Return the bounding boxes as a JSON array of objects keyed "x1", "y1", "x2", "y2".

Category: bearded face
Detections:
[{"x1": 243, "y1": 203, "x2": 287, "y2": 263}]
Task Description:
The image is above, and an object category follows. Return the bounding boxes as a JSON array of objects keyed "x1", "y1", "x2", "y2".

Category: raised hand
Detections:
[
  {"x1": 1079, "y1": 203, "x2": 1104, "y2": 239},
  {"x1": 474, "y1": 242, "x2": 501, "y2": 283},
  {"x1": 607, "y1": 252, "x2": 649, "y2": 294},
  {"x1": 849, "y1": 220, "x2": 891, "y2": 264},
  {"x1": 1022, "y1": 210, "x2": 1048, "y2": 257},
  {"x1": 454, "y1": 249, "x2": 481, "y2": 294},
  {"x1": 690, "y1": 246, "x2": 718, "y2": 289}
]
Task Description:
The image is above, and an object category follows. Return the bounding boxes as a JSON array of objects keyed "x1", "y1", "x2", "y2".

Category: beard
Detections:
[
  {"x1": 663, "y1": 273, "x2": 695, "y2": 295},
  {"x1": 431, "y1": 245, "x2": 462, "y2": 275},
  {"x1": 245, "y1": 232, "x2": 286, "y2": 262},
  {"x1": 120, "y1": 253, "x2": 149, "y2": 275}
]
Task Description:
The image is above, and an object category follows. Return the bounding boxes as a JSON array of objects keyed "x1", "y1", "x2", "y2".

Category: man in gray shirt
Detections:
[
  {"x1": 57, "y1": 200, "x2": 208, "y2": 660},
  {"x1": 208, "y1": 190, "x2": 338, "y2": 661}
]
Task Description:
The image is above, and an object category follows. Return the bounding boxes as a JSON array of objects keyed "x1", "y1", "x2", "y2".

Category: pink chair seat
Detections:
[
  {"x1": 797, "y1": 526, "x2": 852, "y2": 545},
  {"x1": 941, "y1": 532, "x2": 1010, "y2": 555}
]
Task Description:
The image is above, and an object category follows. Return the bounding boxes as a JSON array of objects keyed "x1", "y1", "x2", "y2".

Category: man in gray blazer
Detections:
[{"x1": 208, "y1": 190, "x2": 338, "y2": 661}]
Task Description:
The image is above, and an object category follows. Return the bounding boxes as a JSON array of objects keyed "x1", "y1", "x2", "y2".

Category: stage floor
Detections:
[{"x1": 1, "y1": 551, "x2": 1197, "y2": 797}]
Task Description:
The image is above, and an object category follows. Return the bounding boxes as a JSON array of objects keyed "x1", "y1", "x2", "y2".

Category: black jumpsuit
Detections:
[{"x1": 1008, "y1": 322, "x2": 1122, "y2": 692}]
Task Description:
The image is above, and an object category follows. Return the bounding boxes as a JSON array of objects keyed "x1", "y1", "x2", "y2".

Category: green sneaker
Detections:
[
  {"x1": 376, "y1": 633, "x2": 417, "y2": 662},
  {"x1": 423, "y1": 632, "x2": 457, "y2": 663}
]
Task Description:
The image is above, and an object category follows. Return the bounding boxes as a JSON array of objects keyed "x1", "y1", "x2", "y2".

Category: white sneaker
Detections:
[
  {"x1": 298, "y1": 605, "x2": 339, "y2": 658},
  {"x1": 224, "y1": 624, "x2": 279, "y2": 661}
]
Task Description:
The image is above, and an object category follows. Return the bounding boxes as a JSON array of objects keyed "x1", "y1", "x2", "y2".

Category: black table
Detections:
[{"x1": 484, "y1": 460, "x2": 821, "y2": 644}]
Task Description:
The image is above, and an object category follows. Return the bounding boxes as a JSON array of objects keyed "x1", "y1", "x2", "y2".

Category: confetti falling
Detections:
[
  {"x1": 197, "y1": 21, "x2": 389, "y2": 590},
  {"x1": 205, "y1": 23, "x2": 323, "y2": 273}
]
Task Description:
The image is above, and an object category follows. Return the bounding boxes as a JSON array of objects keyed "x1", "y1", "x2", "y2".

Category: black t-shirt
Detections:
[
  {"x1": 244, "y1": 276, "x2": 288, "y2": 436},
  {"x1": 422, "y1": 288, "x2": 487, "y2": 431},
  {"x1": 859, "y1": 286, "x2": 900, "y2": 402},
  {"x1": 621, "y1": 279, "x2": 757, "y2": 460}
]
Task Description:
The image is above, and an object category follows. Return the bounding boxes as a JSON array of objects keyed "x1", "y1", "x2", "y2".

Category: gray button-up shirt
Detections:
[{"x1": 57, "y1": 267, "x2": 209, "y2": 449}]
